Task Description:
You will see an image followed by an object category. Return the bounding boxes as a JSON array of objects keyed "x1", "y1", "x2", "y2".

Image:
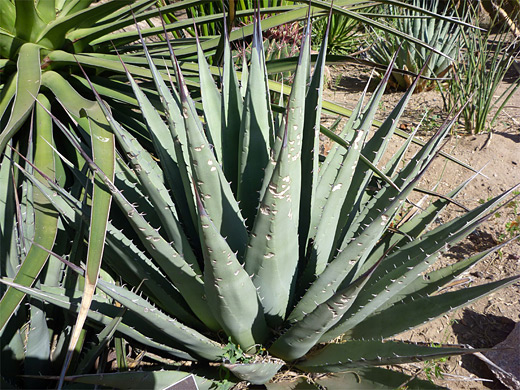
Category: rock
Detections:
[{"x1": 480, "y1": 322, "x2": 520, "y2": 390}]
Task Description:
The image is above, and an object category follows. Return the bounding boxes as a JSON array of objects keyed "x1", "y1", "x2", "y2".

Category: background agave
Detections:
[
  {"x1": 367, "y1": 0, "x2": 463, "y2": 92},
  {"x1": 1, "y1": 8, "x2": 518, "y2": 389}
]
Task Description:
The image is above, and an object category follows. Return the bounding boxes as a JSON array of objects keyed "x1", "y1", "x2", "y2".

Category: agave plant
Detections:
[
  {"x1": 367, "y1": 0, "x2": 463, "y2": 92},
  {"x1": 1, "y1": 7, "x2": 519, "y2": 390}
]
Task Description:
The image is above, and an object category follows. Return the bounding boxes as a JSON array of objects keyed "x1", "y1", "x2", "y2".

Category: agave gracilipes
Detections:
[{"x1": 1, "y1": 9, "x2": 519, "y2": 390}]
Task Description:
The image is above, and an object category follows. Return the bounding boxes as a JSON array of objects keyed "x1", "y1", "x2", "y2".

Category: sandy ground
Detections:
[{"x1": 321, "y1": 63, "x2": 520, "y2": 389}]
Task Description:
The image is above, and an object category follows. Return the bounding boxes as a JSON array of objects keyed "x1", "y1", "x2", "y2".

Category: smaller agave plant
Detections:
[
  {"x1": 368, "y1": 0, "x2": 463, "y2": 92},
  {"x1": 1, "y1": 9, "x2": 518, "y2": 390}
]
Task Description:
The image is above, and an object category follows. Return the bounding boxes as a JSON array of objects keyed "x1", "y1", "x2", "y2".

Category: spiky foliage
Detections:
[
  {"x1": 368, "y1": 0, "x2": 463, "y2": 92},
  {"x1": 1, "y1": 8, "x2": 519, "y2": 390},
  {"x1": 0, "y1": 3, "x2": 442, "y2": 385},
  {"x1": 447, "y1": 4, "x2": 520, "y2": 133}
]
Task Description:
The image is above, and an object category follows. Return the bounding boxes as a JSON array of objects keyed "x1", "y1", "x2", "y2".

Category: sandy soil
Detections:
[{"x1": 322, "y1": 63, "x2": 520, "y2": 389}]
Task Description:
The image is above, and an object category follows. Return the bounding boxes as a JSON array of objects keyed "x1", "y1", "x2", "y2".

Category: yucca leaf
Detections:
[
  {"x1": 58, "y1": 95, "x2": 115, "y2": 387},
  {"x1": 312, "y1": 94, "x2": 364, "y2": 226},
  {"x1": 14, "y1": 0, "x2": 45, "y2": 42},
  {"x1": 224, "y1": 360, "x2": 285, "y2": 385},
  {"x1": 0, "y1": 94, "x2": 58, "y2": 331},
  {"x1": 296, "y1": 340, "x2": 477, "y2": 372},
  {"x1": 60, "y1": 0, "x2": 101, "y2": 17},
  {"x1": 398, "y1": 237, "x2": 518, "y2": 303},
  {"x1": 358, "y1": 170, "x2": 485, "y2": 281},
  {"x1": 75, "y1": 302, "x2": 125, "y2": 374},
  {"x1": 65, "y1": 0, "x2": 157, "y2": 45},
  {"x1": 0, "y1": 73, "x2": 17, "y2": 127},
  {"x1": 278, "y1": 13, "x2": 310, "y2": 223},
  {"x1": 241, "y1": 16, "x2": 312, "y2": 325},
  {"x1": 0, "y1": 279, "x2": 197, "y2": 361},
  {"x1": 0, "y1": 308, "x2": 25, "y2": 386},
  {"x1": 0, "y1": 43, "x2": 41, "y2": 153},
  {"x1": 359, "y1": 184, "x2": 518, "y2": 291},
  {"x1": 37, "y1": 0, "x2": 133, "y2": 48},
  {"x1": 239, "y1": 43, "x2": 249, "y2": 100},
  {"x1": 0, "y1": 0, "x2": 16, "y2": 33},
  {"x1": 72, "y1": 0, "x2": 209, "y2": 49},
  {"x1": 41, "y1": 97, "x2": 218, "y2": 330},
  {"x1": 0, "y1": 150, "x2": 16, "y2": 280},
  {"x1": 196, "y1": 192, "x2": 269, "y2": 350},
  {"x1": 16, "y1": 151, "x2": 205, "y2": 329},
  {"x1": 334, "y1": 60, "x2": 426, "y2": 249},
  {"x1": 339, "y1": 112, "x2": 455, "y2": 256},
  {"x1": 35, "y1": 0, "x2": 56, "y2": 24},
  {"x1": 309, "y1": 123, "x2": 369, "y2": 275}
]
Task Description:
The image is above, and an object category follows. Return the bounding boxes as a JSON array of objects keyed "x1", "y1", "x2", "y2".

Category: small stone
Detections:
[{"x1": 482, "y1": 322, "x2": 520, "y2": 390}]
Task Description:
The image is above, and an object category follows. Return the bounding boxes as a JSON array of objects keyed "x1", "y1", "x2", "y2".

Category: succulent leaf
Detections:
[
  {"x1": 296, "y1": 340, "x2": 475, "y2": 371},
  {"x1": 345, "y1": 275, "x2": 520, "y2": 341},
  {"x1": 0, "y1": 43, "x2": 41, "y2": 152},
  {"x1": 196, "y1": 192, "x2": 269, "y2": 350},
  {"x1": 0, "y1": 93, "x2": 59, "y2": 331},
  {"x1": 237, "y1": 14, "x2": 274, "y2": 228}
]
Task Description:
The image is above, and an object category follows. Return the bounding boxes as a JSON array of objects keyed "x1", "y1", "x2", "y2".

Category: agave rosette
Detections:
[{"x1": 1, "y1": 8, "x2": 518, "y2": 389}]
